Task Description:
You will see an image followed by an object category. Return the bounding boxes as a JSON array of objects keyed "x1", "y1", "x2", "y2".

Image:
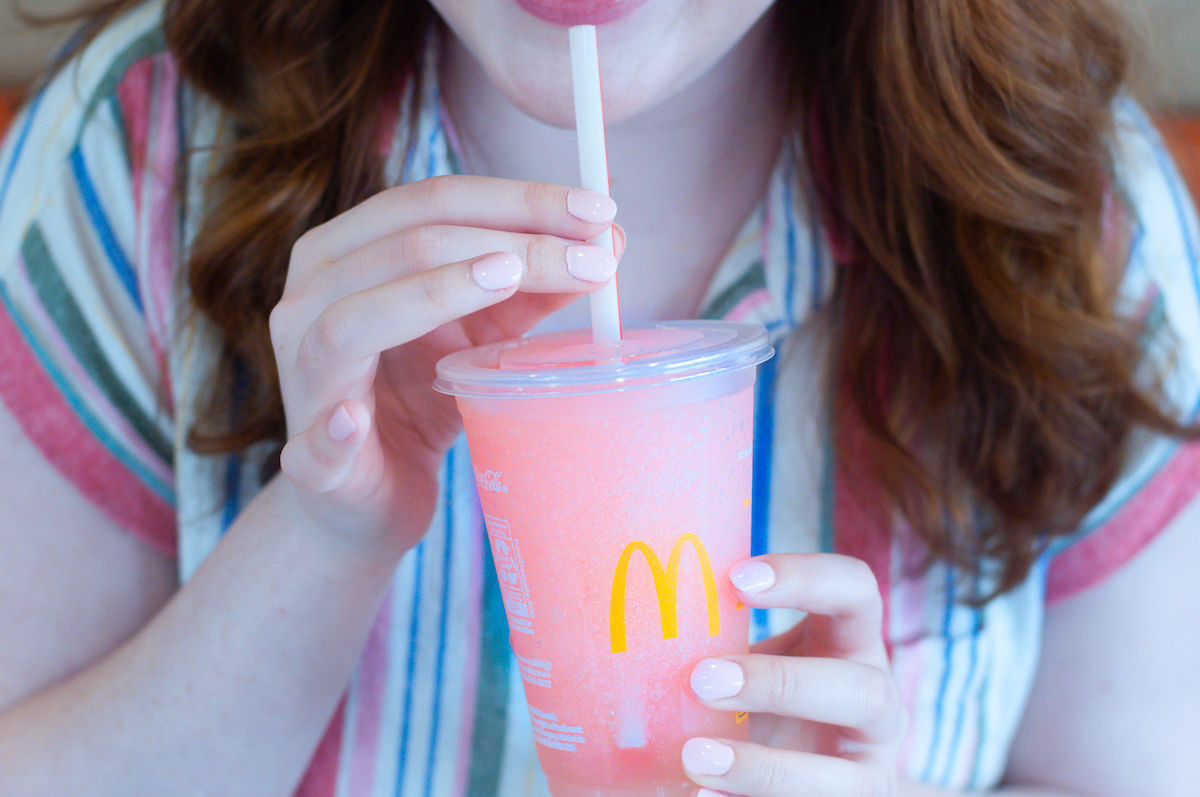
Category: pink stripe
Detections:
[
  {"x1": 141, "y1": 54, "x2": 181, "y2": 408},
  {"x1": 723, "y1": 287, "x2": 772, "y2": 324},
  {"x1": 1046, "y1": 438, "x2": 1200, "y2": 604},
  {"x1": 890, "y1": 536, "x2": 930, "y2": 772},
  {"x1": 0, "y1": 300, "x2": 175, "y2": 554},
  {"x1": 10, "y1": 256, "x2": 173, "y2": 487},
  {"x1": 295, "y1": 697, "x2": 348, "y2": 797},
  {"x1": 833, "y1": 412, "x2": 894, "y2": 658},
  {"x1": 345, "y1": 592, "x2": 394, "y2": 793},
  {"x1": 115, "y1": 57, "x2": 154, "y2": 221}
]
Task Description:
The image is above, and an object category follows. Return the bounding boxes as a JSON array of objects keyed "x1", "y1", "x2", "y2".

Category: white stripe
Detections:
[
  {"x1": 372, "y1": 550, "x2": 419, "y2": 797},
  {"x1": 0, "y1": 1, "x2": 161, "y2": 267}
]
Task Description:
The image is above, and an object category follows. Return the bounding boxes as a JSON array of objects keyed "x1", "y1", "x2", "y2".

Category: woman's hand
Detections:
[
  {"x1": 268, "y1": 175, "x2": 622, "y2": 554},
  {"x1": 684, "y1": 553, "x2": 905, "y2": 797}
]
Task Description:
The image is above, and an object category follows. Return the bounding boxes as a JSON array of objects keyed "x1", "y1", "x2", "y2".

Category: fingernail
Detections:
[
  {"x1": 328, "y1": 405, "x2": 357, "y2": 442},
  {"x1": 566, "y1": 188, "x2": 617, "y2": 223},
  {"x1": 681, "y1": 737, "x2": 734, "y2": 777},
  {"x1": 729, "y1": 560, "x2": 775, "y2": 594},
  {"x1": 471, "y1": 252, "x2": 523, "y2": 291},
  {"x1": 697, "y1": 790, "x2": 729, "y2": 797},
  {"x1": 691, "y1": 659, "x2": 745, "y2": 700},
  {"x1": 565, "y1": 243, "x2": 618, "y2": 282}
]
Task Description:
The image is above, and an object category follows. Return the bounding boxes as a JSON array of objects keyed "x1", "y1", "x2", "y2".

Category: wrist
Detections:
[{"x1": 254, "y1": 475, "x2": 415, "y2": 581}]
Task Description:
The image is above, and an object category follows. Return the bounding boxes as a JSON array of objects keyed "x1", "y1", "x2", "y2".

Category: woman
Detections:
[{"x1": 0, "y1": 0, "x2": 1196, "y2": 794}]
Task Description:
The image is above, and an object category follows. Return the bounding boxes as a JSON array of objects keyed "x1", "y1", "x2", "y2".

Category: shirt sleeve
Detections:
[
  {"x1": 0, "y1": 10, "x2": 178, "y2": 555},
  {"x1": 1045, "y1": 99, "x2": 1200, "y2": 604}
]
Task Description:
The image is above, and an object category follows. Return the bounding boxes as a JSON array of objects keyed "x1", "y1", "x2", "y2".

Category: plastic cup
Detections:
[{"x1": 434, "y1": 321, "x2": 774, "y2": 797}]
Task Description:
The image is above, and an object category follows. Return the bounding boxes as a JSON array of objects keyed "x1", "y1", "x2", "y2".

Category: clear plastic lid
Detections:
[{"x1": 433, "y1": 320, "x2": 773, "y2": 398}]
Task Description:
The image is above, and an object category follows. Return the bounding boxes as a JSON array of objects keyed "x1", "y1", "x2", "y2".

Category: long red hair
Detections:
[{"x1": 56, "y1": 0, "x2": 1199, "y2": 597}]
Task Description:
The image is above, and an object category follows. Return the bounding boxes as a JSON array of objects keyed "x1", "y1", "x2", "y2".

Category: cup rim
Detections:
[{"x1": 433, "y1": 320, "x2": 774, "y2": 399}]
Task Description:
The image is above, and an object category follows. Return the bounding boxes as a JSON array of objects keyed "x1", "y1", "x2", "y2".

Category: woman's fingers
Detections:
[
  {"x1": 294, "y1": 251, "x2": 526, "y2": 368},
  {"x1": 681, "y1": 737, "x2": 894, "y2": 797},
  {"x1": 730, "y1": 554, "x2": 885, "y2": 663},
  {"x1": 295, "y1": 175, "x2": 618, "y2": 273},
  {"x1": 279, "y1": 400, "x2": 372, "y2": 494},
  {"x1": 690, "y1": 655, "x2": 904, "y2": 743},
  {"x1": 315, "y1": 222, "x2": 618, "y2": 301}
]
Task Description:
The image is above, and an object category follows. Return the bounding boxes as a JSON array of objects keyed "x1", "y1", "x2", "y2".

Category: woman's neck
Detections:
[{"x1": 440, "y1": 14, "x2": 786, "y2": 329}]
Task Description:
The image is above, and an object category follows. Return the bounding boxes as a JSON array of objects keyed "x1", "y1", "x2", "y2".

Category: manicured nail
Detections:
[
  {"x1": 565, "y1": 243, "x2": 618, "y2": 282},
  {"x1": 682, "y1": 737, "x2": 734, "y2": 777},
  {"x1": 697, "y1": 790, "x2": 729, "y2": 797},
  {"x1": 471, "y1": 252, "x2": 523, "y2": 291},
  {"x1": 691, "y1": 659, "x2": 745, "y2": 700},
  {"x1": 566, "y1": 188, "x2": 617, "y2": 223},
  {"x1": 729, "y1": 560, "x2": 775, "y2": 594},
  {"x1": 328, "y1": 405, "x2": 357, "y2": 442}
]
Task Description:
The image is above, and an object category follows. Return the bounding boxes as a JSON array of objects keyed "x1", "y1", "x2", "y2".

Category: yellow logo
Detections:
[{"x1": 610, "y1": 533, "x2": 720, "y2": 653}]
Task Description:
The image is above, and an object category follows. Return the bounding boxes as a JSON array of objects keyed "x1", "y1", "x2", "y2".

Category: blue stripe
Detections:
[
  {"x1": 69, "y1": 146, "x2": 142, "y2": 312},
  {"x1": 0, "y1": 281, "x2": 175, "y2": 503},
  {"x1": 220, "y1": 452, "x2": 242, "y2": 534},
  {"x1": 920, "y1": 566, "x2": 957, "y2": 783},
  {"x1": 782, "y1": 158, "x2": 799, "y2": 328},
  {"x1": 940, "y1": 605, "x2": 982, "y2": 787},
  {"x1": 395, "y1": 541, "x2": 427, "y2": 790},
  {"x1": 967, "y1": 670, "x2": 991, "y2": 789},
  {"x1": 750, "y1": 353, "x2": 777, "y2": 641},
  {"x1": 0, "y1": 91, "x2": 45, "y2": 214},
  {"x1": 425, "y1": 87, "x2": 443, "y2": 181},
  {"x1": 423, "y1": 448, "x2": 456, "y2": 797}
]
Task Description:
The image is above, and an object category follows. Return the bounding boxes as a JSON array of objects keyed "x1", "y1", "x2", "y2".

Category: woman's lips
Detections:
[{"x1": 513, "y1": 0, "x2": 649, "y2": 26}]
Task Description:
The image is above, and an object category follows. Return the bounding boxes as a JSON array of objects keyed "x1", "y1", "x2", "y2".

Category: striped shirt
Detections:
[{"x1": 1, "y1": 4, "x2": 1198, "y2": 794}]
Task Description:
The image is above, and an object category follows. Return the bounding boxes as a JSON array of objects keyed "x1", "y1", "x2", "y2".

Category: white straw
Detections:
[{"x1": 569, "y1": 24, "x2": 622, "y2": 343}]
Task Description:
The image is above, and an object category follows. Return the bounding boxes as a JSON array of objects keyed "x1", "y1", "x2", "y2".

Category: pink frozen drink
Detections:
[{"x1": 435, "y1": 321, "x2": 773, "y2": 797}]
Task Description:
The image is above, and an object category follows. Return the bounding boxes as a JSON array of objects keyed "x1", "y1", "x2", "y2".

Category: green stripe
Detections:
[
  {"x1": 467, "y1": 530, "x2": 512, "y2": 797},
  {"x1": 105, "y1": 93, "x2": 134, "y2": 174},
  {"x1": 699, "y1": 259, "x2": 767, "y2": 320},
  {"x1": 820, "y1": 420, "x2": 836, "y2": 554},
  {"x1": 21, "y1": 225, "x2": 174, "y2": 465},
  {"x1": 77, "y1": 26, "x2": 168, "y2": 144}
]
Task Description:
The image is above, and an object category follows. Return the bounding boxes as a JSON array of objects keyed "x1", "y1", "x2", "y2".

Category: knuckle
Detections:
[
  {"x1": 398, "y1": 225, "x2": 446, "y2": 268},
  {"x1": 278, "y1": 438, "x2": 321, "y2": 489},
  {"x1": 524, "y1": 233, "x2": 569, "y2": 281},
  {"x1": 420, "y1": 268, "x2": 455, "y2": 313},
  {"x1": 846, "y1": 556, "x2": 880, "y2": 593},
  {"x1": 753, "y1": 748, "x2": 793, "y2": 794},
  {"x1": 762, "y1": 656, "x2": 803, "y2": 710},
  {"x1": 304, "y1": 305, "x2": 354, "y2": 363},
  {"x1": 290, "y1": 227, "x2": 323, "y2": 265},
  {"x1": 854, "y1": 667, "x2": 897, "y2": 728},
  {"x1": 268, "y1": 297, "x2": 294, "y2": 347},
  {"x1": 521, "y1": 180, "x2": 554, "y2": 217},
  {"x1": 413, "y1": 174, "x2": 455, "y2": 213}
]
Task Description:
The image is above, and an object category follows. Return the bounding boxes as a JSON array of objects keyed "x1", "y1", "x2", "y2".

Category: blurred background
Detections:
[{"x1": 1, "y1": 0, "x2": 1198, "y2": 200}]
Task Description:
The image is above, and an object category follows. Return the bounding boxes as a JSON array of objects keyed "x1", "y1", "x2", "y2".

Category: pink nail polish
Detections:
[
  {"x1": 328, "y1": 405, "x2": 357, "y2": 442},
  {"x1": 691, "y1": 658, "x2": 745, "y2": 700},
  {"x1": 566, "y1": 188, "x2": 617, "y2": 223},
  {"x1": 681, "y1": 737, "x2": 734, "y2": 777},
  {"x1": 565, "y1": 243, "x2": 618, "y2": 282},
  {"x1": 729, "y1": 560, "x2": 775, "y2": 594},
  {"x1": 471, "y1": 252, "x2": 523, "y2": 291}
]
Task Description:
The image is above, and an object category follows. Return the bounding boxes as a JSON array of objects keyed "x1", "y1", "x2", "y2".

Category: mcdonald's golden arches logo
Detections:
[{"x1": 610, "y1": 533, "x2": 721, "y2": 653}]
